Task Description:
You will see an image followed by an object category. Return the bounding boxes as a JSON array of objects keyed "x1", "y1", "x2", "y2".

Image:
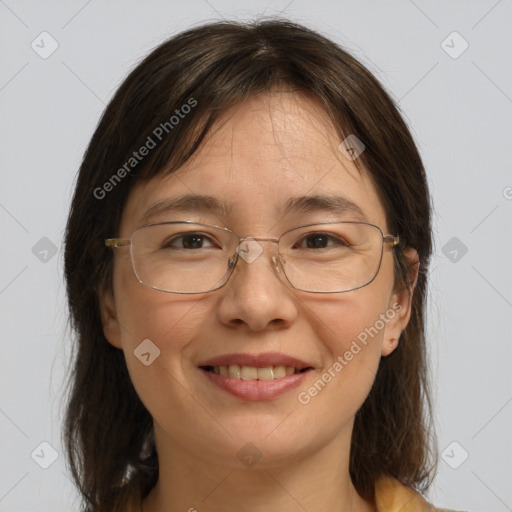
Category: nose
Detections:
[{"x1": 216, "y1": 239, "x2": 299, "y2": 332}]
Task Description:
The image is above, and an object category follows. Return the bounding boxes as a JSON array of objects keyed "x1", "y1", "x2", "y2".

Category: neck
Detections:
[{"x1": 142, "y1": 423, "x2": 375, "y2": 512}]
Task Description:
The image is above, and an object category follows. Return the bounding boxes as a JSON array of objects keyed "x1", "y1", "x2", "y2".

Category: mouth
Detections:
[
  {"x1": 201, "y1": 364, "x2": 312, "y2": 380},
  {"x1": 198, "y1": 353, "x2": 315, "y2": 400}
]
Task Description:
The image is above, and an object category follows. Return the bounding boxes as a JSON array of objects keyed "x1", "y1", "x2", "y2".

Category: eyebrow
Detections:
[
  {"x1": 282, "y1": 194, "x2": 367, "y2": 221},
  {"x1": 140, "y1": 194, "x2": 232, "y2": 224},
  {"x1": 140, "y1": 193, "x2": 367, "y2": 224}
]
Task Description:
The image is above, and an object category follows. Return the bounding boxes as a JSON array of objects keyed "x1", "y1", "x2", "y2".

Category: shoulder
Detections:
[{"x1": 374, "y1": 475, "x2": 468, "y2": 512}]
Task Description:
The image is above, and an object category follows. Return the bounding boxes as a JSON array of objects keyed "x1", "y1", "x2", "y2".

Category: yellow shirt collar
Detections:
[{"x1": 375, "y1": 476, "x2": 462, "y2": 512}]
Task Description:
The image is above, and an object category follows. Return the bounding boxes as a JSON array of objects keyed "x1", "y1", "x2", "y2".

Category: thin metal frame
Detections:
[{"x1": 105, "y1": 221, "x2": 400, "y2": 294}]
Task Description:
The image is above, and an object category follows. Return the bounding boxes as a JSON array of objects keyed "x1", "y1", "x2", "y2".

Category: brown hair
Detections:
[{"x1": 63, "y1": 18, "x2": 436, "y2": 511}]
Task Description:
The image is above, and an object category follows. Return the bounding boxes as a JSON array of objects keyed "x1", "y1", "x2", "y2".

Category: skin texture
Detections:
[{"x1": 100, "y1": 91, "x2": 418, "y2": 511}]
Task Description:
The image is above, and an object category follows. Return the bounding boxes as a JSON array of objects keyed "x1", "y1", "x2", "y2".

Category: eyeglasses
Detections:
[{"x1": 105, "y1": 221, "x2": 399, "y2": 294}]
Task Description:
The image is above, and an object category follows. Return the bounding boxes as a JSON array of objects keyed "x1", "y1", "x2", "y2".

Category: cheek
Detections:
[
  {"x1": 112, "y1": 261, "x2": 212, "y2": 393},
  {"x1": 297, "y1": 279, "x2": 393, "y2": 413},
  {"x1": 309, "y1": 284, "x2": 390, "y2": 358},
  {"x1": 113, "y1": 256, "x2": 208, "y2": 347},
  {"x1": 112, "y1": 276, "x2": 220, "y2": 445}
]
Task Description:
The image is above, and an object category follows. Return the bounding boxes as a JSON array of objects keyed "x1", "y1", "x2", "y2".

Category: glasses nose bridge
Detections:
[
  {"x1": 234, "y1": 236, "x2": 283, "y2": 274},
  {"x1": 239, "y1": 236, "x2": 279, "y2": 244},
  {"x1": 238, "y1": 236, "x2": 281, "y2": 259}
]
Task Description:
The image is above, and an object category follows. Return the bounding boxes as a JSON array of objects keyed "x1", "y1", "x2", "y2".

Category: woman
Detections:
[{"x1": 63, "y1": 18, "x2": 457, "y2": 512}]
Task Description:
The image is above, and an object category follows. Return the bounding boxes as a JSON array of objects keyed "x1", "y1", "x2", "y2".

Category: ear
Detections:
[
  {"x1": 381, "y1": 247, "x2": 420, "y2": 357},
  {"x1": 99, "y1": 288, "x2": 123, "y2": 349}
]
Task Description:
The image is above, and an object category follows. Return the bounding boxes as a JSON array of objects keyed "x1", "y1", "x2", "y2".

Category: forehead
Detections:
[{"x1": 121, "y1": 92, "x2": 388, "y2": 234}]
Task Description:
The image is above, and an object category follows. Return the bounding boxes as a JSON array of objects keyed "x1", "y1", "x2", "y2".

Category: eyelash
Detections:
[{"x1": 163, "y1": 232, "x2": 350, "y2": 250}]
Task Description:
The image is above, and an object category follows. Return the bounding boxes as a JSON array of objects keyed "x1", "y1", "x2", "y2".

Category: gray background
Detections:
[{"x1": 1, "y1": 1, "x2": 511, "y2": 511}]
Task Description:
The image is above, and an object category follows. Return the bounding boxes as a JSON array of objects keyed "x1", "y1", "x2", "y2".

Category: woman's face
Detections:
[{"x1": 101, "y1": 91, "x2": 415, "y2": 469}]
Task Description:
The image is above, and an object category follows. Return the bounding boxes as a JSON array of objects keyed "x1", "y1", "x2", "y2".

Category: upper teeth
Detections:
[{"x1": 211, "y1": 365, "x2": 297, "y2": 380}]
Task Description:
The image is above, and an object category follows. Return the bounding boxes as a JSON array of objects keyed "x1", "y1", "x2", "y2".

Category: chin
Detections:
[{"x1": 211, "y1": 418, "x2": 321, "y2": 468}]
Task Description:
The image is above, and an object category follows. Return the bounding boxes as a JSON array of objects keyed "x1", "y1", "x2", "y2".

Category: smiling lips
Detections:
[
  {"x1": 205, "y1": 364, "x2": 299, "y2": 380},
  {"x1": 199, "y1": 352, "x2": 314, "y2": 400}
]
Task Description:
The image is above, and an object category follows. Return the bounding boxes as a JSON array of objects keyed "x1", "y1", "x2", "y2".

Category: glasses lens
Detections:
[
  {"x1": 129, "y1": 221, "x2": 385, "y2": 294},
  {"x1": 279, "y1": 222, "x2": 384, "y2": 292},
  {"x1": 131, "y1": 223, "x2": 237, "y2": 293}
]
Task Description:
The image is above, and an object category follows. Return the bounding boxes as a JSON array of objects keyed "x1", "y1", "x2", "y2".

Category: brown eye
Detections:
[
  {"x1": 163, "y1": 233, "x2": 215, "y2": 249},
  {"x1": 295, "y1": 233, "x2": 348, "y2": 249}
]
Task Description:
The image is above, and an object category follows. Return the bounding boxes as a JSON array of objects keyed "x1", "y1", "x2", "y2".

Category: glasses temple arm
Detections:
[
  {"x1": 383, "y1": 235, "x2": 400, "y2": 246},
  {"x1": 105, "y1": 238, "x2": 131, "y2": 248}
]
